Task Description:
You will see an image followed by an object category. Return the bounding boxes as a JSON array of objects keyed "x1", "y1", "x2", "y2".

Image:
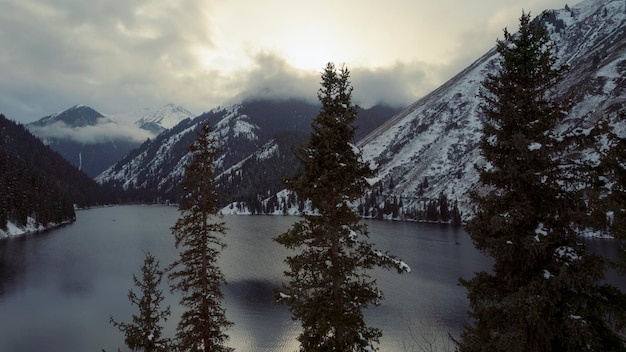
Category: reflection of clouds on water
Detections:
[
  {"x1": 54, "y1": 247, "x2": 94, "y2": 297},
  {"x1": 224, "y1": 279, "x2": 300, "y2": 352}
]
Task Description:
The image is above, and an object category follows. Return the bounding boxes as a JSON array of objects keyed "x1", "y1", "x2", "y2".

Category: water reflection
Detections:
[
  {"x1": 0, "y1": 237, "x2": 27, "y2": 297},
  {"x1": 224, "y1": 279, "x2": 299, "y2": 351}
]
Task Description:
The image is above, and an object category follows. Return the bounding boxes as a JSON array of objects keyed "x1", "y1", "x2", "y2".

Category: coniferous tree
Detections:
[
  {"x1": 1, "y1": 114, "x2": 112, "y2": 233},
  {"x1": 110, "y1": 252, "x2": 171, "y2": 352},
  {"x1": 275, "y1": 63, "x2": 410, "y2": 352},
  {"x1": 458, "y1": 12, "x2": 626, "y2": 351},
  {"x1": 602, "y1": 111, "x2": 626, "y2": 269},
  {"x1": 167, "y1": 123, "x2": 233, "y2": 352},
  {"x1": 439, "y1": 192, "x2": 450, "y2": 223},
  {"x1": 613, "y1": 124, "x2": 626, "y2": 245},
  {"x1": 450, "y1": 200, "x2": 462, "y2": 226}
]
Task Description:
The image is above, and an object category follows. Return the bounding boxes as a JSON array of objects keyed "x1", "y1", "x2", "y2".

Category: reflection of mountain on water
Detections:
[
  {"x1": 226, "y1": 278, "x2": 278, "y2": 306},
  {"x1": 223, "y1": 279, "x2": 300, "y2": 351},
  {"x1": 0, "y1": 236, "x2": 28, "y2": 298}
]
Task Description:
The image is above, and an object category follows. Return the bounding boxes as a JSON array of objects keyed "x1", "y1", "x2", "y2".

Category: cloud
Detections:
[
  {"x1": 0, "y1": 0, "x2": 214, "y2": 121},
  {"x1": 0, "y1": 0, "x2": 570, "y2": 124},
  {"x1": 225, "y1": 53, "x2": 434, "y2": 109},
  {"x1": 0, "y1": 0, "x2": 473, "y2": 120},
  {"x1": 28, "y1": 120, "x2": 153, "y2": 145},
  {"x1": 226, "y1": 52, "x2": 320, "y2": 105},
  {"x1": 351, "y1": 63, "x2": 437, "y2": 109}
]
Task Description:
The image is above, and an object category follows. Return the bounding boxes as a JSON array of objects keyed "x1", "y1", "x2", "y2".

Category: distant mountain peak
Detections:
[
  {"x1": 135, "y1": 103, "x2": 195, "y2": 135},
  {"x1": 25, "y1": 105, "x2": 150, "y2": 177},
  {"x1": 32, "y1": 105, "x2": 110, "y2": 128}
]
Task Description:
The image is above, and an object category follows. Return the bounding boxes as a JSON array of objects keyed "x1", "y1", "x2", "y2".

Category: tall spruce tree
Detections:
[
  {"x1": 458, "y1": 12, "x2": 626, "y2": 351},
  {"x1": 275, "y1": 63, "x2": 410, "y2": 352},
  {"x1": 110, "y1": 251, "x2": 171, "y2": 352},
  {"x1": 167, "y1": 123, "x2": 233, "y2": 352},
  {"x1": 602, "y1": 111, "x2": 626, "y2": 270}
]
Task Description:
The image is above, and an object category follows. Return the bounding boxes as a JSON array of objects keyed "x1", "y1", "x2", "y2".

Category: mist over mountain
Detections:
[
  {"x1": 26, "y1": 104, "x2": 193, "y2": 177},
  {"x1": 27, "y1": 105, "x2": 152, "y2": 144}
]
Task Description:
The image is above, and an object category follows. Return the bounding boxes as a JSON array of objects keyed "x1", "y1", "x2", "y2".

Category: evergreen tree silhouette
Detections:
[
  {"x1": 167, "y1": 123, "x2": 233, "y2": 352},
  {"x1": 458, "y1": 12, "x2": 626, "y2": 351},
  {"x1": 275, "y1": 63, "x2": 410, "y2": 352}
]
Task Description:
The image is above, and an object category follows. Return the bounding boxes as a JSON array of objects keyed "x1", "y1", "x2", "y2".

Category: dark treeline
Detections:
[
  {"x1": 0, "y1": 114, "x2": 114, "y2": 233},
  {"x1": 232, "y1": 175, "x2": 463, "y2": 225},
  {"x1": 359, "y1": 176, "x2": 462, "y2": 224}
]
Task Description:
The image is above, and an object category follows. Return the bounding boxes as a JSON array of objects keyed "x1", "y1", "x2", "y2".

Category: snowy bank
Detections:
[{"x1": 0, "y1": 217, "x2": 74, "y2": 239}]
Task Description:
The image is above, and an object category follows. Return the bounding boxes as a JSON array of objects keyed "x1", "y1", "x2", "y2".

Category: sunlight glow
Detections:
[{"x1": 282, "y1": 42, "x2": 339, "y2": 71}]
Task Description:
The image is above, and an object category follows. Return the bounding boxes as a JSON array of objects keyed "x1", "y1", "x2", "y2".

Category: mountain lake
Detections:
[{"x1": 0, "y1": 205, "x2": 623, "y2": 352}]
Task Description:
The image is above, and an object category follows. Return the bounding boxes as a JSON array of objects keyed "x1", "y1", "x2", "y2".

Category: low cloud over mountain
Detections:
[{"x1": 28, "y1": 119, "x2": 153, "y2": 145}]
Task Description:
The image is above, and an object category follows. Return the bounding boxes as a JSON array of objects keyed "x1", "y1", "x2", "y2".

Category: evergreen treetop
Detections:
[
  {"x1": 276, "y1": 63, "x2": 409, "y2": 352},
  {"x1": 287, "y1": 63, "x2": 373, "y2": 212},
  {"x1": 109, "y1": 251, "x2": 171, "y2": 352},
  {"x1": 168, "y1": 123, "x2": 233, "y2": 352}
]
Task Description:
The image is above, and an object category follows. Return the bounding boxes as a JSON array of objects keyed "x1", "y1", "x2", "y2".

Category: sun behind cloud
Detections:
[{"x1": 283, "y1": 42, "x2": 335, "y2": 71}]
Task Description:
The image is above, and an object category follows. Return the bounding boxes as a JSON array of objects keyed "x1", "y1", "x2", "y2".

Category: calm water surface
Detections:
[{"x1": 0, "y1": 205, "x2": 621, "y2": 351}]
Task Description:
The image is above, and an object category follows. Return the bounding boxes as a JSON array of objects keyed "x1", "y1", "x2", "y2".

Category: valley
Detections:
[{"x1": 1, "y1": 0, "x2": 625, "y2": 234}]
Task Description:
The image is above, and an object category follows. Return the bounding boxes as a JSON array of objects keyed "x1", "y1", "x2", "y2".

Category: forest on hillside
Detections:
[{"x1": 0, "y1": 114, "x2": 113, "y2": 234}]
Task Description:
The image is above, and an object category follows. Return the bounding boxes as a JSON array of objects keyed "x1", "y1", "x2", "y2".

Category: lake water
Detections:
[{"x1": 0, "y1": 205, "x2": 622, "y2": 351}]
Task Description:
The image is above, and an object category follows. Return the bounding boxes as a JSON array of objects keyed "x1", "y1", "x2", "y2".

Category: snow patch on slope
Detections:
[
  {"x1": 356, "y1": 0, "x2": 626, "y2": 219},
  {"x1": 0, "y1": 217, "x2": 72, "y2": 239}
]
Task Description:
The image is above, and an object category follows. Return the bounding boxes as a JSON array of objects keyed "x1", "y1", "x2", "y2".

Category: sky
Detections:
[{"x1": 1, "y1": 0, "x2": 570, "y2": 124}]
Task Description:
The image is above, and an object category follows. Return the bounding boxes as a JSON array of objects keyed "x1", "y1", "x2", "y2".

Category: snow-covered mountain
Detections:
[
  {"x1": 97, "y1": 0, "x2": 625, "y2": 217},
  {"x1": 26, "y1": 105, "x2": 147, "y2": 177},
  {"x1": 356, "y1": 0, "x2": 626, "y2": 220},
  {"x1": 134, "y1": 103, "x2": 195, "y2": 135},
  {"x1": 26, "y1": 104, "x2": 196, "y2": 177},
  {"x1": 95, "y1": 99, "x2": 400, "y2": 204},
  {"x1": 29, "y1": 104, "x2": 112, "y2": 128},
  {"x1": 96, "y1": 100, "x2": 316, "y2": 201}
]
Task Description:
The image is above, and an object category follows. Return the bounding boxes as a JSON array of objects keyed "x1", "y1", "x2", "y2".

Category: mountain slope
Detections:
[
  {"x1": 0, "y1": 115, "x2": 111, "y2": 237},
  {"x1": 25, "y1": 104, "x2": 194, "y2": 178},
  {"x1": 217, "y1": 131, "x2": 308, "y2": 214},
  {"x1": 26, "y1": 105, "x2": 149, "y2": 177},
  {"x1": 357, "y1": 0, "x2": 626, "y2": 220},
  {"x1": 96, "y1": 99, "x2": 401, "y2": 204}
]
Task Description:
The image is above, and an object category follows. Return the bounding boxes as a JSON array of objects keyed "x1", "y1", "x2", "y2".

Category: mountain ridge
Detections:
[
  {"x1": 135, "y1": 103, "x2": 195, "y2": 135},
  {"x1": 354, "y1": 0, "x2": 626, "y2": 221},
  {"x1": 96, "y1": 99, "x2": 401, "y2": 205},
  {"x1": 26, "y1": 103, "x2": 195, "y2": 177}
]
